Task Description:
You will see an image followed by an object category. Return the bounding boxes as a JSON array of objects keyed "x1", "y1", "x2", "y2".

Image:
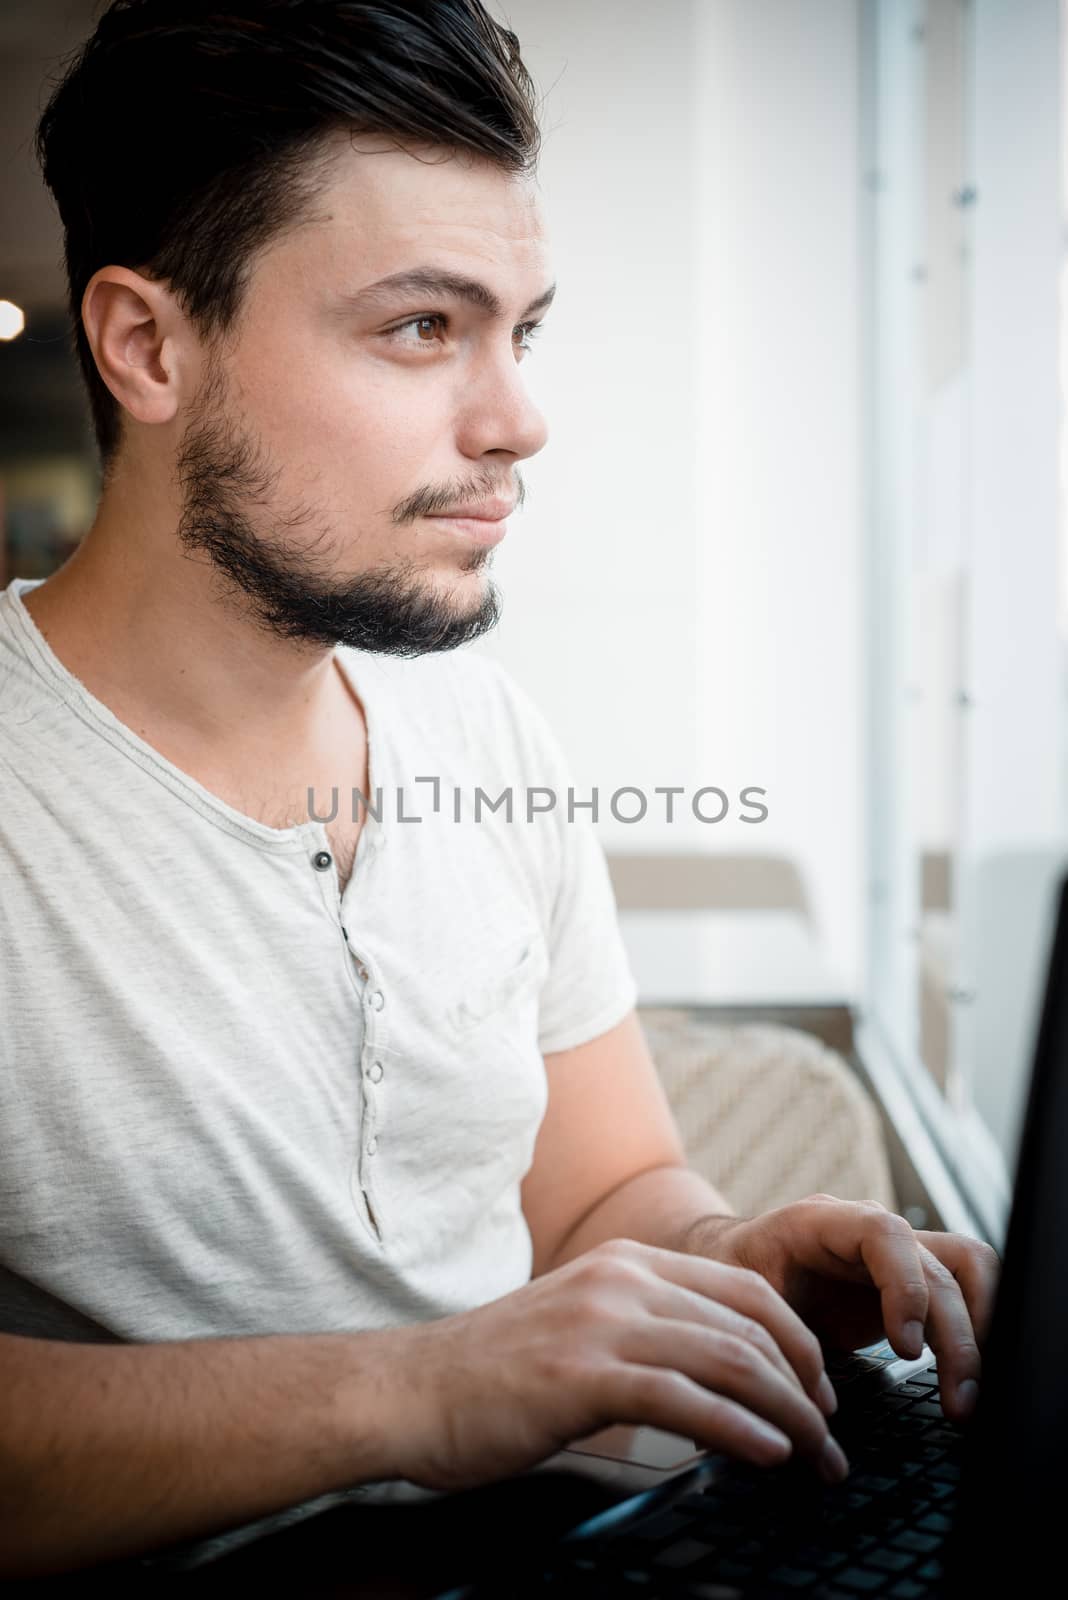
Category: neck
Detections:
[{"x1": 21, "y1": 486, "x2": 343, "y2": 761}]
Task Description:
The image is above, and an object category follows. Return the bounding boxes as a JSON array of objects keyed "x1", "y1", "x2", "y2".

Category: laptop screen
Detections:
[{"x1": 944, "y1": 872, "x2": 1068, "y2": 1590}]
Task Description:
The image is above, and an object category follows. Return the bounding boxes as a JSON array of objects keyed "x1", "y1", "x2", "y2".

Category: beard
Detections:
[{"x1": 173, "y1": 350, "x2": 505, "y2": 656}]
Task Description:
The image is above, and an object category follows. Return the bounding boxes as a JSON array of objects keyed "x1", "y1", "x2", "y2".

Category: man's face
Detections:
[{"x1": 173, "y1": 133, "x2": 552, "y2": 654}]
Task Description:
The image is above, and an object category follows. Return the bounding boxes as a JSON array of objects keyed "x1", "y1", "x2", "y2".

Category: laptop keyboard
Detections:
[{"x1": 455, "y1": 1348, "x2": 964, "y2": 1598}]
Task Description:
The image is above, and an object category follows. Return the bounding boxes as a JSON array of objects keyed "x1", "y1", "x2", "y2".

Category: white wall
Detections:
[{"x1": 478, "y1": 0, "x2": 864, "y2": 996}]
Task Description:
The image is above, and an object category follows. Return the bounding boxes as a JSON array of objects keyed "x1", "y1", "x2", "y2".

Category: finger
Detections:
[
  {"x1": 915, "y1": 1230, "x2": 1001, "y2": 1348},
  {"x1": 600, "y1": 1360, "x2": 797, "y2": 1470},
  {"x1": 642, "y1": 1279, "x2": 809, "y2": 1400},
  {"x1": 611, "y1": 1326, "x2": 848, "y2": 1486},
  {"x1": 799, "y1": 1201, "x2": 932, "y2": 1362},
  {"x1": 637, "y1": 1244, "x2": 833, "y2": 1413},
  {"x1": 912, "y1": 1243, "x2": 983, "y2": 1423}
]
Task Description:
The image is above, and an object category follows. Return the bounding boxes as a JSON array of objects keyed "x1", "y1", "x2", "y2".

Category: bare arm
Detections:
[
  {"x1": 541, "y1": 1162, "x2": 740, "y2": 1270},
  {"x1": 0, "y1": 1244, "x2": 849, "y2": 1581},
  {"x1": 521, "y1": 1009, "x2": 738, "y2": 1274},
  {"x1": 0, "y1": 1325, "x2": 406, "y2": 1578}
]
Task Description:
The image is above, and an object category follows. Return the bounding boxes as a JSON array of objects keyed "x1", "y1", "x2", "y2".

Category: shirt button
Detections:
[
  {"x1": 369, "y1": 990, "x2": 385, "y2": 1011},
  {"x1": 368, "y1": 1061, "x2": 384, "y2": 1083},
  {"x1": 366, "y1": 1137, "x2": 379, "y2": 1156},
  {"x1": 313, "y1": 851, "x2": 333, "y2": 871}
]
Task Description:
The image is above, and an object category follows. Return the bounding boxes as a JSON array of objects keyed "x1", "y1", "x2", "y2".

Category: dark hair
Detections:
[{"x1": 35, "y1": 0, "x2": 542, "y2": 472}]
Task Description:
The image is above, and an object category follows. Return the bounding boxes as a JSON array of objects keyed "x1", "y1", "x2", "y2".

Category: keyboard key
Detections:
[
  {"x1": 929, "y1": 1461, "x2": 960, "y2": 1483},
  {"x1": 677, "y1": 1585, "x2": 745, "y2": 1599},
  {"x1": 834, "y1": 1566, "x2": 889, "y2": 1591},
  {"x1": 861, "y1": 1549, "x2": 917, "y2": 1573},
  {"x1": 917, "y1": 1558, "x2": 944, "y2": 1580},
  {"x1": 794, "y1": 1546, "x2": 848, "y2": 1573},
  {"x1": 630, "y1": 1511, "x2": 694, "y2": 1542},
  {"x1": 695, "y1": 1557, "x2": 753, "y2": 1582},
  {"x1": 917, "y1": 1511, "x2": 952, "y2": 1535},
  {"x1": 766, "y1": 1567, "x2": 821, "y2": 1589},
  {"x1": 887, "y1": 1583, "x2": 928, "y2": 1599},
  {"x1": 850, "y1": 1475, "x2": 897, "y2": 1495},
  {"x1": 652, "y1": 1539, "x2": 710, "y2": 1571},
  {"x1": 890, "y1": 1531, "x2": 941, "y2": 1554}
]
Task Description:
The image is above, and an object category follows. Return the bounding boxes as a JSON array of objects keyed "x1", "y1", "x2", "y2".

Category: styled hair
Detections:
[{"x1": 35, "y1": 0, "x2": 542, "y2": 472}]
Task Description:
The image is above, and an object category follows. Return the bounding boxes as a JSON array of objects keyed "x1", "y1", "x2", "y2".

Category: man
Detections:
[{"x1": 0, "y1": 0, "x2": 998, "y2": 1577}]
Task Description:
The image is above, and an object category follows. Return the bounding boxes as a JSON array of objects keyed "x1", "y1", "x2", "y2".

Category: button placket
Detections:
[{"x1": 356, "y1": 975, "x2": 389, "y2": 1238}]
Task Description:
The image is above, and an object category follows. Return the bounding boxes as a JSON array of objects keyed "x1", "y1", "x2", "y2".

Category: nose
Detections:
[{"x1": 454, "y1": 345, "x2": 550, "y2": 465}]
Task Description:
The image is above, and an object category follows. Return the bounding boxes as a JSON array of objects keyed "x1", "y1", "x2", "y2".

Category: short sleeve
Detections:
[{"x1": 479, "y1": 659, "x2": 640, "y2": 1055}]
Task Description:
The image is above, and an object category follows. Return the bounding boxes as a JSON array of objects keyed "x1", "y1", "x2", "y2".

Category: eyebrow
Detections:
[{"x1": 337, "y1": 268, "x2": 557, "y2": 322}]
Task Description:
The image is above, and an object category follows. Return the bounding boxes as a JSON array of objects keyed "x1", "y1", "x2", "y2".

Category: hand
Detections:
[
  {"x1": 695, "y1": 1195, "x2": 1001, "y2": 1424},
  {"x1": 383, "y1": 1237, "x2": 849, "y2": 1493}
]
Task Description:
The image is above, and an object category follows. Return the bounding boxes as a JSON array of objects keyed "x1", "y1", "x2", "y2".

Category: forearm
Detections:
[
  {"x1": 543, "y1": 1163, "x2": 741, "y2": 1271},
  {"x1": 0, "y1": 1325, "x2": 408, "y2": 1578}
]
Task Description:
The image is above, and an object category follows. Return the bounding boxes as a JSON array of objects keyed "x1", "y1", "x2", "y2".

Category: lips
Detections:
[
  {"x1": 430, "y1": 498, "x2": 516, "y2": 521},
  {"x1": 425, "y1": 512, "x2": 509, "y2": 547}
]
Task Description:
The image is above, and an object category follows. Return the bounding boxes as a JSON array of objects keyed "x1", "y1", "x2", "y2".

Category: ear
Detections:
[{"x1": 81, "y1": 265, "x2": 191, "y2": 433}]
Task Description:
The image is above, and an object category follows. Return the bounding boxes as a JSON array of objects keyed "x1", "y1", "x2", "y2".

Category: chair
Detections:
[{"x1": 636, "y1": 1007, "x2": 898, "y2": 1215}]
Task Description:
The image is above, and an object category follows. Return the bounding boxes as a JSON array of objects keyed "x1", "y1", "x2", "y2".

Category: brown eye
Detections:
[{"x1": 389, "y1": 314, "x2": 448, "y2": 348}]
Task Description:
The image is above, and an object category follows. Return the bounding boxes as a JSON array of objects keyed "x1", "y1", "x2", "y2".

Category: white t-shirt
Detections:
[{"x1": 0, "y1": 575, "x2": 638, "y2": 1345}]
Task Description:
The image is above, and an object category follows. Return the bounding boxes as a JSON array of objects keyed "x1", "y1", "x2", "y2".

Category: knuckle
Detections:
[
  {"x1": 920, "y1": 1250, "x2": 957, "y2": 1289},
  {"x1": 574, "y1": 1261, "x2": 652, "y2": 1322},
  {"x1": 715, "y1": 1331, "x2": 761, "y2": 1382},
  {"x1": 929, "y1": 1263, "x2": 958, "y2": 1293},
  {"x1": 581, "y1": 1249, "x2": 637, "y2": 1290},
  {"x1": 619, "y1": 1362, "x2": 679, "y2": 1413},
  {"x1": 726, "y1": 1263, "x2": 769, "y2": 1295},
  {"x1": 874, "y1": 1207, "x2": 915, "y2": 1243},
  {"x1": 942, "y1": 1335, "x2": 980, "y2": 1367},
  {"x1": 734, "y1": 1316, "x2": 779, "y2": 1361},
  {"x1": 585, "y1": 1355, "x2": 625, "y2": 1405},
  {"x1": 534, "y1": 1343, "x2": 587, "y2": 1392},
  {"x1": 572, "y1": 1286, "x2": 618, "y2": 1329},
  {"x1": 594, "y1": 1237, "x2": 643, "y2": 1261}
]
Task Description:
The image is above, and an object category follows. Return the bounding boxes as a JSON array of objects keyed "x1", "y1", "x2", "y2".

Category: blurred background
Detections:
[{"x1": 2, "y1": 0, "x2": 1064, "y2": 1251}]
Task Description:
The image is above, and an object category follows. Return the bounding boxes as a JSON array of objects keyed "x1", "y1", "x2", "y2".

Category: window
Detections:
[{"x1": 861, "y1": 0, "x2": 1065, "y2": 1250}]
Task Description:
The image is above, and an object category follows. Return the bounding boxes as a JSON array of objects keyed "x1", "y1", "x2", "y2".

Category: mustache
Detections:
[{"x1": 394, "y1": 473, "x2": 527, "y2": 524}]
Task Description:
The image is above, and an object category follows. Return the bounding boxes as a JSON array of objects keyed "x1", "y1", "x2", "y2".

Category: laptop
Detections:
[{"x1": 433, "y1": 870, "x2": 1068, "y2": 1599}]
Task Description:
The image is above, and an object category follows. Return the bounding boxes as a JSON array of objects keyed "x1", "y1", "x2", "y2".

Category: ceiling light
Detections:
[{"x1": 0, "y1": 301, "x2": 26, "y2": 341}]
